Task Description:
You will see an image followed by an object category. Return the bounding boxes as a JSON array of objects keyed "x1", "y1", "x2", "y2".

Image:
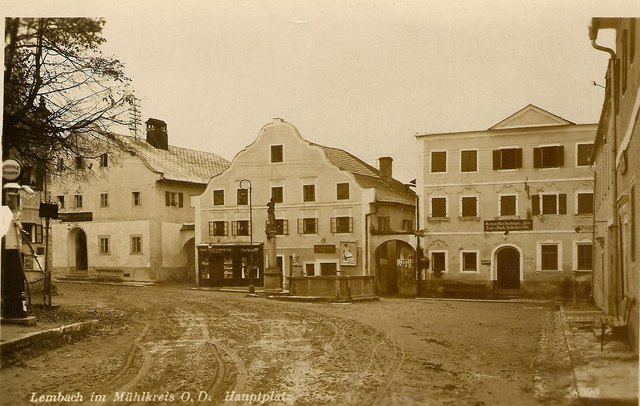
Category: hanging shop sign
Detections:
[{"x1": 2, "y1": 159, "x2": 22, "y2": 181}]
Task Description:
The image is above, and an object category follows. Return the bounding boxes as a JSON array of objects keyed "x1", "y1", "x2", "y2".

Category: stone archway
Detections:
[{"x1": 375, "y1": 240, "x2": 416, "y2": 296}]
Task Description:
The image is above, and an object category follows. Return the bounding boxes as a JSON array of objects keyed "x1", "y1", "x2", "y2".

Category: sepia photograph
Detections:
[{"x1": 1, "y1": 0, "x2": 638, "y2": 405}]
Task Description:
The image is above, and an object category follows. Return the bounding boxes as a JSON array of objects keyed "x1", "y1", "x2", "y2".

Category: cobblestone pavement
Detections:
[{"x1": 1, "y1": 283, "x2": 577, "y2": 405}]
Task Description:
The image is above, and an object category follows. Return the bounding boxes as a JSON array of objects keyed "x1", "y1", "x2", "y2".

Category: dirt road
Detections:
[{"x1": 1, "y1": 283, "x2": 574, "y2": 405}]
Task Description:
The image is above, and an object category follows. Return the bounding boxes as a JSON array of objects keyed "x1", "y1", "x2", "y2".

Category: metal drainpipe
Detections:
[
  {"x1": 365, "y1": 204, "x2": 377, "y2": 287},
  {"x1": 590, "y1": 25, "x2": 619, "y2": 316}
]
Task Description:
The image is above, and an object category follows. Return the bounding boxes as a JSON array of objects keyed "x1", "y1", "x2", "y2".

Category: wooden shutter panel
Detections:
[
  {"x1": 178, "y1": 193, "x2": 184, "y2": 208},
  {"x1": 532, "y1": 195, "x2": 540, "y2": 215},
  {"x1": 533, "y1": 148, "x2": 542, "y2": 168},
  {"x1": 559, "y1": 194, "x2": 567, "y2": 214},
  {"x1": 493, "y1": 150, "x2": 500, "y2": 170},
  {"x1": 556, "y1": 145, "x2": 564, "y2": 167},
  {"x1": 165, "y1": 191, "x2": 170, "y2": 206},
  {"x1": 515, "y1": 148, "x2": 523, "y2": 168}
]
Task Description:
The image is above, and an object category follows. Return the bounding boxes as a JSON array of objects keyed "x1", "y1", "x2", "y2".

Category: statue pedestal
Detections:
[
  {"x1": 264, "y1": 267, "x2": 283, "y2": 292},
  {"x1": 264, "y1": 227, "x2": 283, "y2": 293}
]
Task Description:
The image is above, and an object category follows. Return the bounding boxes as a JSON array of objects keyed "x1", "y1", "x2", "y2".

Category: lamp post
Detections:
[{"x1": 239, "y1": 179, "x2": 254, "y2": 294}]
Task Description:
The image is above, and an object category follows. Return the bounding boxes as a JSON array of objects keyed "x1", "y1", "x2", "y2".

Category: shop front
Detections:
[{"x1": 197, "y1": 244, "x2": 264, "y2": 287}]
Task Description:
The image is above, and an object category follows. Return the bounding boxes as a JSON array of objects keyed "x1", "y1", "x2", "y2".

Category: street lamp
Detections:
[{"x1": 239, "y1": 179, "x2": 254, "y2": 294}]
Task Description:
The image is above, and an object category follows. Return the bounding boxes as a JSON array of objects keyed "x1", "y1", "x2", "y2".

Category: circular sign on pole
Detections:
[{"x1": 2, "y1": 159, "x2": 23, "y2": 181}]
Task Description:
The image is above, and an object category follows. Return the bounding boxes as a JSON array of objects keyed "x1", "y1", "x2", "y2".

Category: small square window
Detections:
[
  {"x1": 213, "y1": 190, "x2": 225, "y2": 206},
  {"x1": 332, "y1": 217, "x2": 353, "y2": 233},
  {"x1": 431, "y1": 252, "x2": 447, "y2": 273},
  {"x1": 298, "y1": 218, "x2": 318, "y2": 234},
  {"x1": 460, "y1": 150, "x2": 477, "y2": 172},
  {"x1": 303, "y1": 185, "x2": 315, "y2": 202},
  {"x1": 271, "y1": 186, "x2": 284, "y2": 203},
  {"x1": 577, "y1": 193, "x2": 593, "y2": 215},
  {"x1": 237, "y1": 189, "x2": 248, "y2": 206},
  {"x1": 378, "y1": 216, "x2": 391, "y2": 231},
  {"x1": 209, "y1": 221, "x2": 228, "y2": 236},
  {"x1": 232, "y1": 220, "x2": 251, "y2": 236},
  {"x1": 271, "y1": 145, "x2": 283, "y2": 163},
  {"x1": 577, "y1": 144, "x2": 593, "y2": 167},
  {"x1": 462, "y1": 252, "x2": 478, "y2": 272},
  {"x1": 337, "y1": 183, "x2": 350, "y2": 200},
  {"x1": 499, "y1": 195, "x2": 516, "y2": 216},
  {"x1": 431, "y1": 151, "x2": 447, "y2": 173},
  {"x1": 431, "y1": 197, "x2": 447, "y2": 218},
  {"x1": 461, "y1": 196, "x2": 478, "y2": 217}
]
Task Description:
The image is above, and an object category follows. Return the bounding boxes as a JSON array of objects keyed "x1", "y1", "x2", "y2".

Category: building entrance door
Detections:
[
  {"x1": 75, "y1": 230, "x2": 88, "y2": 271},
  {"x1": 496, "y1": 247, "x2": 520, "y2": 289}
]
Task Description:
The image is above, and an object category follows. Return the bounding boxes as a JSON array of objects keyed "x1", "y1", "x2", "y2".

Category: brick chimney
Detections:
[
  {"x1": 145, "y1": 118, "x2": 168, "y2": 150},
  {"x1": 379, "y1": 157, "x2": 393, "y2": 182}
]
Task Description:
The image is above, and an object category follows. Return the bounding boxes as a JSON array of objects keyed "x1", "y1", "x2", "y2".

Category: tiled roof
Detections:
[
  {"x1": 313, "y1": 143, "x2": 415, "y2": 206},
  {"x1": 114, "y1": 134, "x2": 230, "y2": 184}
]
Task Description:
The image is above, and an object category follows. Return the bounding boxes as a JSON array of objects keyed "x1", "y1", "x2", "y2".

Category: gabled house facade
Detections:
[
  {"x1": 49, "y1": 119, "x2": 230, "y2": 282},
  {"x1": 193, "y1": 118, "x2": 417, "y2": 294},
  {"x1": 589, "y1": 17, "x2": 639, "y2": 350},
  {"x1": 416, "y1": 105, "x2": 597, "y2": 297}
]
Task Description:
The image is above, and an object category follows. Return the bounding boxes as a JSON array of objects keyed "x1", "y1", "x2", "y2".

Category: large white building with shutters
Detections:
[{"x1": 416, "y1": 105, "x2": 597, "y2": 297}]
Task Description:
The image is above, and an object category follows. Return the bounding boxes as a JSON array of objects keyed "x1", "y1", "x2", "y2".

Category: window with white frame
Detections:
[
  {"x1": 460, "y1": 251, "x2": 479, "y2": 272},
  {"x1": 538, "y1": 242, "x2": 561, "y2": 271},
  {"x1": 336, "y1": 183, "x2": 350, "y2": 200},
  {"x1": 131, "y1": 235, "x2": 142, "y2": 255},
  {"x1": 271, "y1": 186, "x2": 284, "y2": 203},
  {"x1": 331, "y1": 217, "x2": 353, "y2": 233},
  {"x1": 499, "y1": 195, "x2": 517, "y2": 216},
  {"x1": 298, "y1": 218, "x2": 318, "y2": 234},
  {"x1": 533, "y1": 145, "x2": 564, "y2": 168},
  {"x1": 575, "y1": 243, "x2": 592, "y2": 271},
  {"x1": 431, "y1": 251, "x2": 447, "y2": 273},
  {"x1": 493, "y1": 148, "x2": 522, "y2": 170},
  {"x1": 430, "y1": 151, "x2": 447, "y2": 173},
  {"x1": 99, "y1": 236, "x2": 110, "y2": 254},
  {"x1": 209, "y1": 221, "x2": 228, "y2": 236},
  {"x1": 100, "y1": 193, "x2": 109, "y2": 208},
  {"x1": 460, "y1": 196, "x2": 478, "y2": 217},
  {"x1": 460, "y1": 150, "x2": 477, "y2": 172},
  {"x1": 74, "y1": 194, "x2": 83, "y2": 209},
  {"x1": 532, "y1": 193, "x2": 567, "y2": 215},
  {"x1": 430, "y1": 197, "x2": 448, "y2": 218},
  {"x1": 231, "y1": 220, "x2": 251, "y2": 236},
  {"x1": 213, "y1": 190, "x2": 224, "y2": 206},
  {"x1": 303, "y1": 184, "x2": 315, "y2": 202},
  {"x1": 271, "y1": 145, "x2": 283, "y2": 163},
  {"x1": 305, "y1": 263, "x2": 316, "y2": 276}
]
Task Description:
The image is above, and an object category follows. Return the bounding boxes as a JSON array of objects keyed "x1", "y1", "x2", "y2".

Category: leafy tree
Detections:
[{"x1": 3, "y1": 17, "x2": 135, "y2": 184}]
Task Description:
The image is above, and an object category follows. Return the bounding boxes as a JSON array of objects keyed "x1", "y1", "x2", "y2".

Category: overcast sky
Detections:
[{"x1": 3, "y1": 1, "x2": 638, "y2": 182}]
